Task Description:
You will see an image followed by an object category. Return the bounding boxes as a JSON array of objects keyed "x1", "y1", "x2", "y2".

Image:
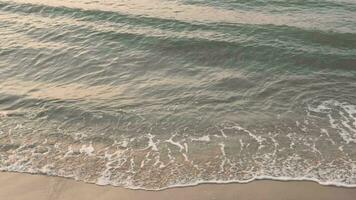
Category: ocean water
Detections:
[{"x1": 0, "y1": 0, "x2": 356, "y2": 190}]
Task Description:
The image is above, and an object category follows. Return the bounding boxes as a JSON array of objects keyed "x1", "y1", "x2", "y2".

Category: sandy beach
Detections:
[{"x1": 0, "y1": 172, "x2": 355, "y2": 200}]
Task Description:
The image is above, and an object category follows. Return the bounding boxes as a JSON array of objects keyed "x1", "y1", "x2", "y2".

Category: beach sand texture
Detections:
[{"x1": 1, "y1": 172, "x2": 356, "y2": 200}]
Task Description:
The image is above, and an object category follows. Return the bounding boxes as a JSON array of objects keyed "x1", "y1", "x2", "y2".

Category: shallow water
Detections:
[{"x1": 0, "y1": 0, "x2": 356, "y2": 190}]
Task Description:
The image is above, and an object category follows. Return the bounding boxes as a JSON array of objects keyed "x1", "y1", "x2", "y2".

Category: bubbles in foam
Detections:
[
  {"x1": 0, "y1": 100, "x2": 356, "y2": 190},
  {"x1": 191, "y1": 135, "x2": 210, "y2": 142},
  {"x1": 308, "y1": 100, "x2": 356, "y2": 143},
  {"x1": 79, "y1": 143, "x2": 95, "y2": 156}
]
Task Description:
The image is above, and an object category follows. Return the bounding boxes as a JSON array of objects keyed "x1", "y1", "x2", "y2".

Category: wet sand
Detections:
[{"x1": 0, "y1": 172, "x2": 355, "y2": 200}]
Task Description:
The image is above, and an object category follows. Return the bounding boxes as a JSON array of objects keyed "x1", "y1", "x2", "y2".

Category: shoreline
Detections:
[{"x1": 1, "y1": 172, "x2": 356, "y2": 200}]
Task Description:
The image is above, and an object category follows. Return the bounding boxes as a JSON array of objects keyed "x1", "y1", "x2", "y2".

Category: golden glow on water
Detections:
[
  {"x1": 0, "y1": 10, "x2": 247, "y2": 49},
  {"x1": 0, "y1": 76, "x2": 205, "y2": 101},
  {"x1": 0, "y1": 79, "x2": 126, "y2": 100},
  {"x1": 6, "y1": 0, "x2": 350, "y2": 31}
]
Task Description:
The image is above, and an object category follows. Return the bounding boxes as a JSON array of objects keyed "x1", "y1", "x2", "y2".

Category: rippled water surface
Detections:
[{"x1": 1, "y1": 0, "x2": 356, "y2": 190}]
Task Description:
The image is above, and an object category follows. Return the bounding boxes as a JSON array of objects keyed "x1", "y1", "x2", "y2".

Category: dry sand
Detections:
[{"x1": 0, "y1": 172, "x2": 355, "y2": 200}]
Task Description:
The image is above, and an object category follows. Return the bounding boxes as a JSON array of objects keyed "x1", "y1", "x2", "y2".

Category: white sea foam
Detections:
[
  {"x1": 1, "y1": 100, "x2": 356, "y2": 191},
  {"x1": 309, "y1": 100, "x2": 356, "y2": 143},
  {"x1": 191, "y1": 135, "x2": 210, "y2": 142},
  {"x1": 223, "y1": 123, "x2": 264, "y2": 144},
  {"x1": 1, "y1": 137, "x2": 356, "y2": 191},
  {"x1": 79, "y1": 143, "x2": 95, "y2": 156},
  {"x1": 146, "y1": 134, "x2": 159, "y2": 151},
  {"x1": 166, "y1": 137, "x2": 185, "y2": 151},
  {"x1": 5, "y1": 169, "x2": 356, "y2": 191}
]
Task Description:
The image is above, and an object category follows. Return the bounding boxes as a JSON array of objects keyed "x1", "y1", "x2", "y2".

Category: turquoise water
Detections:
[{"x1": 0, "y1": 0, "x2": 356, "y2": 190}]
